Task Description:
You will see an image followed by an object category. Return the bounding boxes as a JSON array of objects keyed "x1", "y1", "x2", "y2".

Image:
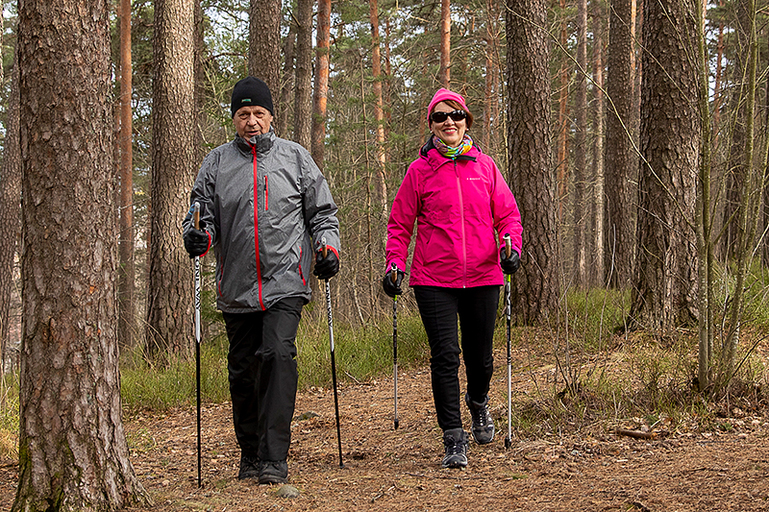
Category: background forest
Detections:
[{"x1": 1, "y1": 0, "x2": 769, "y2": 508}]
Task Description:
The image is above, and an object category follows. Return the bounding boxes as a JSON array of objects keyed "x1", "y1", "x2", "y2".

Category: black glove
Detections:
[
  {"x1": 314, "y1": 250, "x2": 340, "y2": 280},
  {"x1": 184, "y1": 226, "x2": 210, "y2": 257},
  {"x1": 500, "y1": 247, "x2": 520, "y2": 275},
  {"x1": 382, "y1": 266, "x2": 405, "y2": 298}
]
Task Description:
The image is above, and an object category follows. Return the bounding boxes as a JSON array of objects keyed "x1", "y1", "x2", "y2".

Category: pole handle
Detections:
[
  {"x1": 321, "y1": 236, "x2": 328, "y2": 259},
  {"x1": 504, "y1": 233, "x2": 512, "y2": 258},
  {"x1": 390, "y1": 262, "x2": 398, "y2": 284},
  {"x1": 193, "y1": 202, "x2": 201, "y2": 230}
]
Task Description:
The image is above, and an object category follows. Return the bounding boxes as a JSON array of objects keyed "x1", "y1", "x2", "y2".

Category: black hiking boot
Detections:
[
  {"x1": 466, "y1": 393, "x2": 495, "y2": 445},
  {"x1": 258, "y1": 460, "x2": 288, "y2": 485},
  {"x1": 441, "y1": 428, "x2": 468, "y2": 468},
  {"x1": 237, "y1": 452, "x2": 260, "y2": 480}
]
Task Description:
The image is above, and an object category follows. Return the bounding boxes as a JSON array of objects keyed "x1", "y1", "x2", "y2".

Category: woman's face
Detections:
[{"x1": 429, "y1": 101, "x2": 467, "y2": 147}]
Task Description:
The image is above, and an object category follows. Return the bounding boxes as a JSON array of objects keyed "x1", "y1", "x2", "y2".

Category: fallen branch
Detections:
[{"x1": 615, "y1": 428, "x2": 656, "y2": 440}]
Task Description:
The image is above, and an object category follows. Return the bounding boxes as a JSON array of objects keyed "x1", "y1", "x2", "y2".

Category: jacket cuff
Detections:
[
  {"x1": 320, "y1": 244, "x2": 339, "y2": 259},
  {"x1": 202, "y1": 231, "x2": 212, "y2": 257}
]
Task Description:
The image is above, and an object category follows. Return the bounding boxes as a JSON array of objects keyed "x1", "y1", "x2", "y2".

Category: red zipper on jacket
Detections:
[{"x1": 252, "y1": 144, "x2": 266, "y2": 310}]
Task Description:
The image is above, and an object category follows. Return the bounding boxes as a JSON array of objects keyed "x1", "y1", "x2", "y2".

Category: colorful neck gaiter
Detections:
[{"x1": 433, "y1": 134, "x2": 474, "y2": 159}]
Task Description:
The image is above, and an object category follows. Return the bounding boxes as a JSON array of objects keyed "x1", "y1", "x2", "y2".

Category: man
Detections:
[{"x1": 182, "y1": 76, "x2": 340, "y2": 485}]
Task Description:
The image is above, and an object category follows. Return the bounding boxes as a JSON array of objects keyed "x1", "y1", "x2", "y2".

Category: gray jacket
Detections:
[{"x1": 183, "y1": 130, "x2": 340, "y2": 313}]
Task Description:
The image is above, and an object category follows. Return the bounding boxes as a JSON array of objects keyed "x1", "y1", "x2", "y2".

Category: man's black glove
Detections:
[
  {"x1": 382, "y1": 266, "x2": 405, "y2": 298},
  {"x1": 184, "y1": 225, "x2": 210, "y2": 257},
  {"x1": 500, "y1": 247, "x2": 520, "y2": 275},
  {"x1": 314, "y1": 250, "x2": 340, "y2": 280}
]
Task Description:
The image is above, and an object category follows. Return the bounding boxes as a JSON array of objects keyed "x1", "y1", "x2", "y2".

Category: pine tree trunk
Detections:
[
  {"x1": 556, "y1": 0, "x2": 569, "y2": 228},
  {"x1": 278, "y1": 21, "x2": 297, "y2": 138},
  {"x1": 118, "y1": 0, "x2": 135, "y2": 349},
  {"x1": 630, "y1": 0, "x2": 700, "y2": 331},
  {"x1": 506, "y1": 0, "x2": 559, "y2": 325},
  {"x1": 146, "y1": 0, "x2": 196, "y2": 362},
  {"x1": 13, "y1": 0, "x2": 150, "y2": 506},
  {"x1": 249, "y1": 0, "x2": 281, "y2": 94},
  {"x1": 605, "y1": 0, "x2": 637, "y2": 287},
  {"x1": 0, "y1": 43, "x2": 20, "y2": 374},
  {"x1": 312, "y1": 0, "x2": 331, "y2": 167},
  {"x1": 294, "y1": 0, "x2": 313, "y2": 148},
  {"x1": 591, "y1": 0, "x2": 606, "y2": 286},
  {"x1": 439, "y1": 0, "x2": 451, "y2": 87},
  {"x1": 483, "y1": 0, "x2": 500, "y2": 155},
  {"x1": 370, "y1": 0, "x2": 389, "y2": 222},
  {"x1": 573, "y1": 0, "x2": 588, "y2": 287}
]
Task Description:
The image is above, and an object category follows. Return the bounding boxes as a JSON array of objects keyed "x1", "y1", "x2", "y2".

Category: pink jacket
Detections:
[{"x1": 386, "y1": 140, "x2": 523, "y2": 288}]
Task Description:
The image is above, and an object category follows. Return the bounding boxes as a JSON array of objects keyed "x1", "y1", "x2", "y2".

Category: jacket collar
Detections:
[
  {"x1": 235, "y1": 128, "x2": 275, "y2": 156},
  {"x1": 419, "y1": 135, "x2": 479, "y2": 166}
]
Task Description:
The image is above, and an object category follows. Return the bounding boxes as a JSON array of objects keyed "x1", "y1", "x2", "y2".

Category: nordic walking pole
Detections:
[
  {"x1": 503, "y1": 234, "x2": 513, "y2": 450},
  {"x1": 391, "y1": 263, "x2": 399, "y2": 430},
  {"x1": 321, "y1": 237, "x2": 344, "y2": 468},
  {"x1": 193, "y1": 202, "x2": 203, "y2": 486}
]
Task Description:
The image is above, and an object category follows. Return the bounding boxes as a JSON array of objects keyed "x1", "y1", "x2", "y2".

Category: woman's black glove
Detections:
[
  {"x1": 382, "y1": 266, "x2": 405, "y2": 297},
  {"x1": 500, "y1": 247, "x2": 520, "y2": 275}
]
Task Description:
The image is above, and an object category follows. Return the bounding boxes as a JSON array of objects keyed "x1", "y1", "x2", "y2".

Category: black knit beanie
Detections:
[{"x1": 231, "y1": 77, "x2": 274, "y2": 118}]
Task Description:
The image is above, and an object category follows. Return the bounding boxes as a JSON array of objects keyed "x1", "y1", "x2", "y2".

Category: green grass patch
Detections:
[
  {"x1": 741, "y1": 264, "x2": 769, "y2": 330},
  {"x1": 120, "y1": 331, "x2": 230, "y2": 411},
  {"x1": 119, "y1": 309, "x2": 430, "y2": 411},
  {"x1": 297, "y1": 310, "x2": 428, "y2": 389},
  {"x1": 562, "y1": 288, "x2": 631, "y2": 351}
]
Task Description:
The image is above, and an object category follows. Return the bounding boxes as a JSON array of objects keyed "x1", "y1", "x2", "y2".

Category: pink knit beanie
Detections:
[{"x1": 427, "y1": 88, "x2": 469, "y2": 124}]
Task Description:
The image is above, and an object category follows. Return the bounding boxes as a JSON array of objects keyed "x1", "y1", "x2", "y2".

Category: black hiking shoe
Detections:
[
  {"x1": 258, "y1": 460, "x2": 288, "y2": 485},
  {"x1": 466, "y1": 393, "x2": 495, "y2": 445},
  {"x1": 441, "y1": 428, "x2": 468, "y2": 468},
  {"x1": 238, "y1": 452, "x2": 260, "y2": 480}
]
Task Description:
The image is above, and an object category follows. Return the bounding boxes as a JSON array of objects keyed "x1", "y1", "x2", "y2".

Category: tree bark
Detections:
[
  {"x1": 118, "y1": 0, "x2": 135, "y2": 349},
  {"x1": 573, "y1": 0, "x2": 588, "y2": 287},
  {"x1": 590, "y1": 0, "x2": 606, "y2": 286},
  {"x1": 506, "y1": 0, "x2": 559, "y2": 325},
  {"x1": 604, "y1": 0, "x2": 637, "y2": 287},
  {"x1": 294, "y1": 0, "x2": 313, "y2": 148},
  {"x1": 630, "y1": 0, "x2": 700, "y2": 331},
  {"x1": 0, "y1": 43, "x2": 20, "y2": 375},
  {"x1": 13, "y1": 0, "x2": 150, "y2": 506},
  {"x1": 556, "y1": 0, "x2": 569, "y2": 227},
  {"x1": 483, "y1": 0, "x2": 501, "y2": 155},
  {"x1": 249, "y1": 0, "x2": 281, "y2": 94},
  {"x1": 278, "y1": 19, "x2": 297, "y2": 138},
  {"x1": 439, "y1": 0, "x2": 451, "y2": 87},
  {"x1": 146, "y1": 0, "x2": 196, "y2": 362},
  {"x1": 312, "y1": 0, "x2": 331, "y2": 168},
  {"x1": 370, "y1": 0, "x2": 389, "y2": 221}
]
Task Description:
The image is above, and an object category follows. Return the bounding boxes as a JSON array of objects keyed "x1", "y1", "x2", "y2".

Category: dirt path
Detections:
[{"x1": 3, "y1": 354, "x2": 769, "y2": 511}]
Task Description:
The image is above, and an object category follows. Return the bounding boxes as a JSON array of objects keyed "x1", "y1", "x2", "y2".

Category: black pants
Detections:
[
  {"x1": 414, "y1": 285, "x2": 500, "y2": 432},
  {"x1": 223, "y1": 297, "x2": 304, "y2": 462}
]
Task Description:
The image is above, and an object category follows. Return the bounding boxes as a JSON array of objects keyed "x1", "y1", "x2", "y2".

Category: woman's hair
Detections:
[{"x1": 430, "y1": 99, "x2": 474, "y2": 130}]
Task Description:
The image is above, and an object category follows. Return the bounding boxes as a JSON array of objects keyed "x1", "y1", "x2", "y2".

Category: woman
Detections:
[{"x1": 383, "y1": 88, "x2": 522, "y2": 469}]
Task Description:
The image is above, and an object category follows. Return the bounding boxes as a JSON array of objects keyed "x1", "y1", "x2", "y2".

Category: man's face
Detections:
[{"x1": 234, "y1": 105, "x2": 273, "y2": 140}]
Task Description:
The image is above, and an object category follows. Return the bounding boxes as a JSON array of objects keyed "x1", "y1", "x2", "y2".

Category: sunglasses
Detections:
[{"x1": 430, "y1": 109, "x2": 467, "y2": 124}]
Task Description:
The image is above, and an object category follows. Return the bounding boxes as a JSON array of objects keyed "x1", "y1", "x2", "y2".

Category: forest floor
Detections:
[{"x1": 3, "y1": 341, "x2": 769, "y2": 511}]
